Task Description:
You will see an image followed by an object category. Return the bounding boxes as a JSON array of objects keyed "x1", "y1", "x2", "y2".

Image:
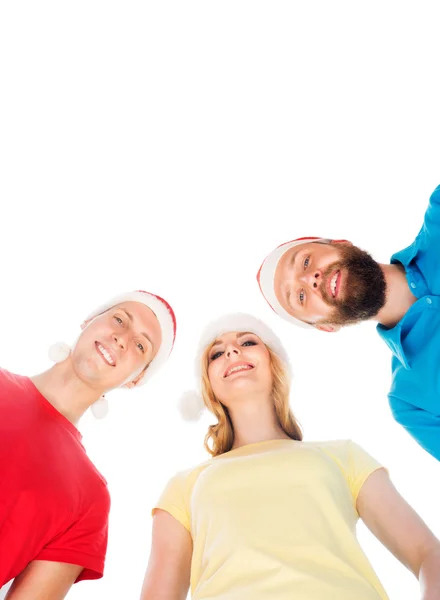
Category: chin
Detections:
[
  {"x1": 230, "y1": 380, "x2": 265, "y2": 397},
  {"x1": 74, "y1": 361, "x2": 108, "y2": 387}
]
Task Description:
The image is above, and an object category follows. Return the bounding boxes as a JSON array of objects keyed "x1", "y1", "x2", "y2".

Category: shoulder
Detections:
[
  {"x1": 157, "y1": 458, "x2": 217, "y2": 507},
  {"x1": 77, "y1": 459, "x2": 111, "y2": 518},
  {"x1": 0, "y1": 368, "x2": 26, "y2": 387},
  {"x1": 154, "y1": 460, "x2": 213, "y2": 533},
  {"x1": 418, "y1": 184, "x2": 440, "y2": 243},
  {"x1": 428, "y1": 184, "x2": 440, "y2": 205},
  {"x1": 164, "y1": 459, "x2": 213, "y2": 492},
  {"x1": 288, "y1": 439, "x2": 353, "y2": 474},
  {"x1": 389, "y1": 185, "x2": 440, "y2": 265},
  {"x1": 305, "y1": 439, "x2": 375, "y2": 471},
  {"x1": 304, "y1": 438, "x2": 351, "y2": 457},
  {"x1": 0, "y1": 369, "x2": 36, "y2": 411},
  {"x1": 84, "y1": 476, "x2": 111, "y2": 519}
]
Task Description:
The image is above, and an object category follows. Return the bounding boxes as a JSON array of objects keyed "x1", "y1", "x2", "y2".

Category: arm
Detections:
[
  {"x1": 5, "y1": 560, "x2": 83, "y2": 600},
  {"x1": 357, "y1": 468, "x2": 440, "y2": 599},
  {"x1": 390, "y1": 396, "x2": 440, "y2": 462},
  {"x1": 424, "y1": 184, "x2": 440, "y2": 226},
  {"x1": 141, "y1": 509, "x2": 192, "y2": 600}
]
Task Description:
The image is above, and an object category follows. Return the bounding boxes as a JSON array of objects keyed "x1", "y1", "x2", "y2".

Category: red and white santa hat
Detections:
[
  {"x1": 257, "y1": 237, "x2": 331, "y2": 329},
  {"x1": 179, "y1": 312, "x2": 292, "y2": 421},
  {"x1": 49, "y1": 290, "x2": 177, "y2": 418}
]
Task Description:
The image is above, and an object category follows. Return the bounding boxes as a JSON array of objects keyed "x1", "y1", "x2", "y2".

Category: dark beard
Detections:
[{"x1": 318, "y1": 245, "x2": 387, "y2": 326}]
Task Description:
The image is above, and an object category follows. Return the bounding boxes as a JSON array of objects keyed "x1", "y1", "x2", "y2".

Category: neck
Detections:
[
  {"x1": 31, "y1": 361, "x2": 105, "y2": 426},
  {"x1": 228, "y1": 392, "x2": 290, "y2": 450},
  {"x1": 374, "y1": 263, "x2": 417, "y2": 328}
]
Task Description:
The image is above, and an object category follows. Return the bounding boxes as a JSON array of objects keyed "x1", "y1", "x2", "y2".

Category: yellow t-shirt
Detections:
[{"x1": 154, "y1": 439, "x2": 389, "y2": 600}]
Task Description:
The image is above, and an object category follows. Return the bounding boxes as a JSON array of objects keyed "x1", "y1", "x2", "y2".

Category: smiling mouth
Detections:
[
  {"x1": 224, "y1": 363, "x2": 254, "y2": 378},
  {"x1": 95, "y1": 342, "x2": 116, "y2": 367},
  {"x1": 328, "y1": 270, "x2": 341, "y2": 299}
]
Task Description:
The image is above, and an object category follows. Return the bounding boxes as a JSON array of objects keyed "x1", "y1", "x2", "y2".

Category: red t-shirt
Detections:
[{"x1": 0, "y1": 369, "x2": 111, "y2": 587}]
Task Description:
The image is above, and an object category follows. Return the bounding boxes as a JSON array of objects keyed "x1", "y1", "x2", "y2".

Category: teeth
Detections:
[
  {"x1": 226, "y1": 364, "x2": 252, "y2": 377},
  {"x1": 98, "y1": 344, "x2": 115, "y2": 366},
  {"x1": 330, "y1": 273, "x2": 338, "y2": 296}
]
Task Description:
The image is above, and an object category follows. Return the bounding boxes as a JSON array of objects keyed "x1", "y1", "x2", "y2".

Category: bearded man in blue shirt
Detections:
[{"x1": 257, "y1": 184, "x2": 440, "y2": 461}]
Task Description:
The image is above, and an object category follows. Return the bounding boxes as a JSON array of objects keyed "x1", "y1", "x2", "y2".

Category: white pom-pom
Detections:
[
  {"x1": 91, "y1": 396, "x2": 109, "y2": 419},
  {"x1": 48, "y1": 342, "x2": 71, "y2": 363},
  {"x1": 178, "y1": 391, "x2": 205, "y2": 422}
]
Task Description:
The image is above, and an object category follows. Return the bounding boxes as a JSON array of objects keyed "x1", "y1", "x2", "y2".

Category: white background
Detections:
[{"x1": 1, "y1": 2, "x2": 439, "y2": 599}]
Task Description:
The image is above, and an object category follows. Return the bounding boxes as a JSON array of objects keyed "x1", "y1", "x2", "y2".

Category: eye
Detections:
[
  {"x1": 303, "y1": 256, "x2": 310, "y2": 270},
  {"x1": 114, "y1": 316, "x2": 123, "y2": 325},
  {"x1": 242, "y1": 340, "x2": 257, "y2": 347},
  {"x1": 299, "y1": 290, "x2": 305, "y2": 305},
  {"x1": 136, "y1": 342, "x2": 145, "y2": 353},
  {"x1": 210, "y1": 350, "x2": 224, "y2": 361}
]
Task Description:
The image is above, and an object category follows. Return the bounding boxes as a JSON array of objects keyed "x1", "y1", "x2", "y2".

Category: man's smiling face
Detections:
[
  {"x1": 71, "y1": 301, "x2": 162, "y2": 391},
  {"x1": 273, "y1": 241, "x2": 387, "y2": 331}
]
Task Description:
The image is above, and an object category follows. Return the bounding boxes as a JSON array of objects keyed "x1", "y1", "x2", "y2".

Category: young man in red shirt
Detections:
[{"x1": 0, "y1": 290, "x2": 176, "y2": 599}]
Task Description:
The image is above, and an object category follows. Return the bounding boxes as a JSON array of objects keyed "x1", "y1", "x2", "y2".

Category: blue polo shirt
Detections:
[{"x1": 377, "y1": 185, "x2": 440, "y2": 461}]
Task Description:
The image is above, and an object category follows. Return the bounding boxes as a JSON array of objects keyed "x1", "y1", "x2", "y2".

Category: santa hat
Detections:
[
  {"x1": 257, "y1": 237, "x2": 331, "y2": 329},
  {"x1": 179, "y1": 313, "x2": 292, "y2": 422},
  {"x1": 49, "y1": 290, "x2": 176, "y2": 418}
]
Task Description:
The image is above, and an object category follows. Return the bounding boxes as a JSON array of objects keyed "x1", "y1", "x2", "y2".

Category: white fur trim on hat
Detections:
[
  {"x1": 178, "y1": 313, "x2": 292, "y2": 421},
  {"x1": 257, "y1": 238, "x2": 330, "y2": 329}
]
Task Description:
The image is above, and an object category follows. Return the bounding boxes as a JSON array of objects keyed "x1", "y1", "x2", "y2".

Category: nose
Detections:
[
  {"x1": 112, "y1": 332, "x2": 127, "y2": 351},
  {"x1": 225, "y1": 344, "x2": 240, "y2": 358},
  {"x1": 301, "y1": 269, "x2": 322, "y2": 290}
]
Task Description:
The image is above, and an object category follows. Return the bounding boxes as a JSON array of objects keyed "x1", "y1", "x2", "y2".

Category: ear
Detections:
[
  {"x1": 81, "y1": 312, "x2": 103, "y2": 330},
  {"x1": 122, "y1": 367, "x2": 147, "y2": 389},
  {"x1": 123, "y1": 381, "x2": 137, "y2": 389},
  {"x1": 315, "y1": 323, "x2": 341, "y2": 333}
]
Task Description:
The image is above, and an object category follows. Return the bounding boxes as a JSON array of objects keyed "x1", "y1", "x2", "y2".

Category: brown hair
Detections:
[{"x1": 201, "y1": 344, "x2": 303, "y2": 457}]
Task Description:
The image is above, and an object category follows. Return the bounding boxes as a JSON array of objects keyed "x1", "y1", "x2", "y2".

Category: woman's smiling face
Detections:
[{"x1": 207, "y1": 331, "x2": 272, "y2": 406}]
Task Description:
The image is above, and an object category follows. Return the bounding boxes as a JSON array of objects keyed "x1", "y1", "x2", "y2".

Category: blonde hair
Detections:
[{"x1": 201, "y1": 344, "x2": 303, "y2": 457}]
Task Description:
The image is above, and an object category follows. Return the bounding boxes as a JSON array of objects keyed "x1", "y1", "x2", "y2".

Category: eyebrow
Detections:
[
  {"x1": 211, "y1": 332, "x2": 252, "y2": 348},
  {"x1": 120, "y1": 308, "x2": 155, "y2": 350},
  {"x1": 285, "y1": 249, "x2": 303, "y2": 311},
  {"x1": 289, "y1": 248, "x2": 301, "y2": 269},
  {"x1": 286, "y1": 282, "x2": 300, "y2": 314}
]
